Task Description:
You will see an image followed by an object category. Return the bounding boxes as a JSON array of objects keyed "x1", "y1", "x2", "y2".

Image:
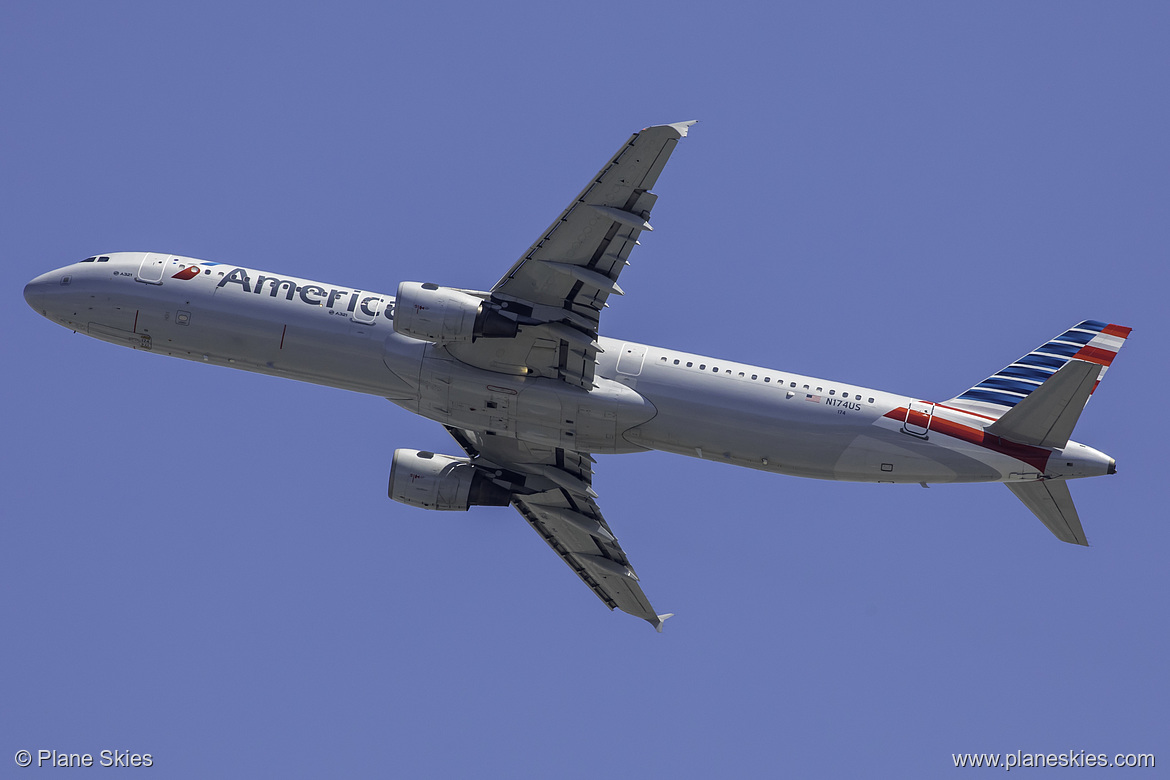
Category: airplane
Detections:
[{"x1": 24, "y1": 121, "x2": 1130, "y2": 631}]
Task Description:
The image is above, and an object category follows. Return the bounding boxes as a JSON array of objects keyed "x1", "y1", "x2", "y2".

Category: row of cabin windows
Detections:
[{"x1": 659, "y1": 355, "x2": 874, "y2": 404}]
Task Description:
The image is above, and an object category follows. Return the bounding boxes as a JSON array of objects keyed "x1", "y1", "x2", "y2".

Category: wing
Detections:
[
  {"x1": 445, "y1": 426, "x2": 673, "y2": 631},
  {"x1": 446, "y1": 121, "x2": 695, "y2": 390}
]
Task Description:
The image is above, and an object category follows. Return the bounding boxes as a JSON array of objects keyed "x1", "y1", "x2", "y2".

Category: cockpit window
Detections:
[
  {"x1": 97, "y1": 256, "x2": 110, "y2": 262},
  {"x1": 81, "y1": 256, "x2": 96, "y2": 262}
]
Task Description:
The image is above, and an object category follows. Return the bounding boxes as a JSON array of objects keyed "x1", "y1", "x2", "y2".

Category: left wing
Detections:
[
  {"x1": 446, "y1": 426, "x2": 673, "y2": 631},
  {"x1": 446, "y1": 121, "x2": 695, "y2": 390}
]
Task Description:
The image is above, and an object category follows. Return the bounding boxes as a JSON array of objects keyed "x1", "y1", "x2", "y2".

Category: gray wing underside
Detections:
[
  {"x1": 445, "y1": 426, "x2": 671, "y2": 630},
  {"x1": 445, "y1": 121, "x2": 695, "y2": 390}
]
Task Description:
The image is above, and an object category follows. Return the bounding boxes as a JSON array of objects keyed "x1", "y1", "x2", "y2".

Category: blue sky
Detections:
[{"x1": 2, "y1": 2, "x2": 1166, "y2": 776}]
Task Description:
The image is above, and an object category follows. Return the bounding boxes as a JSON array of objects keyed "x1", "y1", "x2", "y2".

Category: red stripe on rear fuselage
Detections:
[{"x1": 883, "y1": 407, "x2": 1051, "y2": 473}]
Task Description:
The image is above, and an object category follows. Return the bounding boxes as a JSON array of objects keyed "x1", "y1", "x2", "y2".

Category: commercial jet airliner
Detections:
[{"x1": 25, "y1": 122, "x2": 1130, "y2": 630}]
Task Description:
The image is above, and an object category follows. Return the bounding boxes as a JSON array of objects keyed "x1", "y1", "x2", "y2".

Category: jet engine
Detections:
[
  {"x1": 388, "y1": 449, "x2": 512, "y2": 511},
  {"x1": 393, "y1": 282, "x2": 517, "y2": 343}
]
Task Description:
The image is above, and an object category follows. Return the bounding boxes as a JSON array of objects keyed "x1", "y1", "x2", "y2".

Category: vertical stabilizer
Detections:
[
  {"x1": 984, "y1": 360, "x2": 1098, "y2": 449},
  {"x1": 945, "y1": 321, "x2": 1132, "y2": 420}
]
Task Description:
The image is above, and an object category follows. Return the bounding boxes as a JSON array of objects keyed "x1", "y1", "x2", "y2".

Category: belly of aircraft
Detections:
[{"x1": 410, "y1": 344, "x2": 656, "y2": 453}]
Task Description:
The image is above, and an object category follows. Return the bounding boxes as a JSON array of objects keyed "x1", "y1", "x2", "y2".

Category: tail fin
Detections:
[
  {"x1": 953, "y1": 320, "x2": 1133, "y2": 547},
  {"x1": 945, "y1": 320, "x2": 1132, "y2": 421},
  {"x1": 985, "y1": 360, "x2": 1099, "y2": 449}
]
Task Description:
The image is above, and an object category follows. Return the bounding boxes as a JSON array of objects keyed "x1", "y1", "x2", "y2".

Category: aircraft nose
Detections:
[
  {"x1": 23, "y1": 269, "x2": 67, "y2": 314},
  {"x1": 24, "y1": 276, "x2": 47, "y2": 312}
]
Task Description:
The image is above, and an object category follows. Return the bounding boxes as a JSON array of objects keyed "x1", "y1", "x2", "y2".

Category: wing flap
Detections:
[
  {"x1": 446, "y1": 123, "x2": 693, "y2": 390},
  {"x1": 492, "y1": 123, "x2": 690, "y2": 314},
  {"x1": 444, "y1": 426, "x2": 668, "y2": 629},
  {"x1": 515, "y1": 494, "x2": 658, "y2": 621}
]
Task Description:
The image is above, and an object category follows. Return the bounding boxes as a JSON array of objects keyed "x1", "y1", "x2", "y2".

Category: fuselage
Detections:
[{"x1": 25, "y1": 252, "x2": 1114, "y2": 485}]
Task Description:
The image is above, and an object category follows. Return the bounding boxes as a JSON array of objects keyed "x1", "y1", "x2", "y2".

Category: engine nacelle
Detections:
[
  {"x1": 393, "y1": 282, "x2": 517, "y2": 343},
  {"x1": 388, "y1": 449, "x2": 512, "y2": 511}
]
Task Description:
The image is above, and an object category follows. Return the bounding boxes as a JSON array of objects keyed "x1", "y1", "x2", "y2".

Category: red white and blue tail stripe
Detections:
[{"x1": 945, "y1": 320, "x2": 1132, "y2": 418}]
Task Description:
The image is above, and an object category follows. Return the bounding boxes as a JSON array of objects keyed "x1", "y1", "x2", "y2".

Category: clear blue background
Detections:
[{"x1": 2, "y1": 2, "x2": 1165, "y2": 776}]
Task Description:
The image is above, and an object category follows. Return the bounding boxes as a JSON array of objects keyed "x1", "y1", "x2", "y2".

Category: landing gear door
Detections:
[{"x1": 902, "y1": 400, "x2": 934, "y2": 437}]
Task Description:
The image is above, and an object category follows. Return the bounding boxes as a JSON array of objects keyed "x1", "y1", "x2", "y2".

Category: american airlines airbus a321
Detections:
[{"x1": 25, "y1": 122, "x2": 1130, "y2": 630}]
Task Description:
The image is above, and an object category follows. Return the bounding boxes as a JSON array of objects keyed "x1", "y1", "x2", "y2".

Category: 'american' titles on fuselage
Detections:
[{"x1": 216, "y1": 266, "x2": 394, "y2": 320}]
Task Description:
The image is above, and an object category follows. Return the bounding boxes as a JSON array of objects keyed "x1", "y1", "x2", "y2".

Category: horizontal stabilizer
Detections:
[
  {"x1": 985, "y1": 360, "x2": 1098, "y2": 449},
  {"x1": 1006, "y1": 480, "x2": 1088, "y2": 546}
]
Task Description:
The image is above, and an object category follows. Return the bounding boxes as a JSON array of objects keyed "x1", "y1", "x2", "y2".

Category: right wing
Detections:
[
  {"x1": 446, "y1": 426, "x2": 673, "y2": 631},
  {"x1": 446, "y1": 121, "x2": 695, "y2": 390}
]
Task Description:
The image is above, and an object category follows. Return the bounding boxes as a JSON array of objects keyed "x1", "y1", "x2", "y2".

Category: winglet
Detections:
[
  {"x1": 651, "y1": 613, "x2": 675, "y2": 633},
  {"x1": 644, "y1": 120, "x2": 698, "y2": 138}
]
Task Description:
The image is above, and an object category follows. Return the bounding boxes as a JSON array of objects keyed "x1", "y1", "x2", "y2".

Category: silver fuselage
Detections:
[{"x1": 24, "y1": 253, "x2": 1114, "y2": 485}]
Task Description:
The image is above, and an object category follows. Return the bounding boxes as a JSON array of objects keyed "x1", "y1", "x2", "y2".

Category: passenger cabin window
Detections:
[
  {"x1": 673, "y1": 359, "x2": 680, "y2": 365},
  {"x1": 686, "y1": 362, "x2": 693, "y2": 368},
  {"x1": 764, "y1": 377, "x2": 771, "y2": 382},
  {"x1": 868, "y1": 397, "x2": 875, "y2": 403}
]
